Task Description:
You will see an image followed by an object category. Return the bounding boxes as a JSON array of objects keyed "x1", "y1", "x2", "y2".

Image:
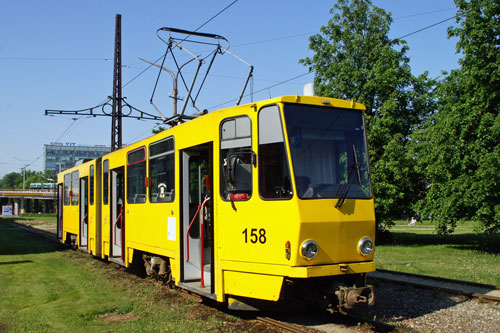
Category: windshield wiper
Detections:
[{"x1": 335, "y1": 144, "x2": 362, "y2": 208}]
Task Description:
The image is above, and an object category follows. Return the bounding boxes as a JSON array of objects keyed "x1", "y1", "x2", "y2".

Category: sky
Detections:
[{"x1": 0, "y1": 0, "x2": 461, "y2": 178}]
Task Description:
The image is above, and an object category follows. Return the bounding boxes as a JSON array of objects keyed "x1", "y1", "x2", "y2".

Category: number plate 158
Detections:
[{"x1": 242, "y1": 228, "x2": 266, "y2": 244}]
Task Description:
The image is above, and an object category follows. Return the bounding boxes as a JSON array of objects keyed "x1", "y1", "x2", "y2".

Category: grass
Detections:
[
  {"x1": 4, "y1": 215, "x2": 57, "y2": 234},
  {"x1": 376, "y1": 221, "x2": 500, "y2": 285},
  {"x1": 0, "y1": 218, "x2": 266, "y2": 332},
  {"x1": 1, "y1": 214, "x2": 498, "y2": 331}
]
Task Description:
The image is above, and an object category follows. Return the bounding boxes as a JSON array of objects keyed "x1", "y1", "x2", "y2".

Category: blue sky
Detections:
[{"x1": 0, "y1": 0, "x2": 460, "y2": 178}]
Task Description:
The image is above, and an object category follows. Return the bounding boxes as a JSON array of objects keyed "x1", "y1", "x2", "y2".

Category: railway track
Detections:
[
  {"x1": 370, "y1": 269, "x2": 500, "y2": 303},
  {"x1": 257, "y1": 317, "x2": 313, "y2": 333},
  {"x1": 10, "y1": 220, "x2": 499, "y2": 332}
]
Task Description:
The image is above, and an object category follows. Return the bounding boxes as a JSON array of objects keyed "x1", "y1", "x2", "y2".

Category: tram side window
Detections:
[
  {"x1": 258, "y1": 105, "x2": 292, "y2": 199},
  {"x1": 127, "y1": 147, "x2": 147, "y2": 204},
  {"x1": 89, "y1": 164, "x2": 94, "y2": 205},
  {"x1": 149, "y1": 137, "x2": 175, "y2": 203},
  {"x1": 220, "y1": 116, "x2": 253, "y2": 200},
  {"x1": 64, "y1": 173, "x2": 70, "y2": 206},
  {"x1": 103, "y1": 160, "x2": 109, "y2": 205},
  {"x1": 71, "y1": 171, "x2": 79, "y2": 205}
]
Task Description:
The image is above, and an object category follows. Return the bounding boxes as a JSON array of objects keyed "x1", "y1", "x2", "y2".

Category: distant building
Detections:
[{"x1": 43, "y1": 142, "x2": 111, "y2": 174}]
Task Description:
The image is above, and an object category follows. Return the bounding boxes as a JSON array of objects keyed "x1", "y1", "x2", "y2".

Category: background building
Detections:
[{"x1": 43, "y1": 142, "x2": 111, "y2": 174}]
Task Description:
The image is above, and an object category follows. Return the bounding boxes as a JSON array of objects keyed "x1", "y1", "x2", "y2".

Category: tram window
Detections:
[
  {"x1": 258, "y1": 105, "x2": 292, "y2": 199},
  {"x1": 71, "y1": 170, "x2": 79, "y2": 205},
  {"x1": 127, "y1": 147, "x2": 147, "y2": 204},
  {"x1": 103, "y1": 159, "x2": 109, "y2": 205},
  {"x1": 89, "y1": 164, "x2": 94, "y2": 205},
  {"x1": 63, "y1": 173, "x2": 70, "y2": 206},
  {"x1": 220, "y1": 116, "x2": 253, "y2": 200},
  {"x1": 149, "y1": 137, "x2": 175, "y2": 203}
]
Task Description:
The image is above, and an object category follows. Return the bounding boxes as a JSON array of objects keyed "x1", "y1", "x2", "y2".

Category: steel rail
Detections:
[
  {"x1": 256, "y1": 317, "x2": 311, "y2": 333},
  {"x1": 376, "y1": 268, "x2": 500, "y2": 290},
  {"x1": 373, "y1": 269, "x2": 500, "y2": 303}
]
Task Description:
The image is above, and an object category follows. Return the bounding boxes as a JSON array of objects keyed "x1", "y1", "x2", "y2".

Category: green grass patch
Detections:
[
  {"x1": 5, "y1": 214, "x2": 56, "y2": 224},
  {"x1": 0, "y1": 220, "x2": 253, "y2": 332},
  {"x1": 1, "y1": 215, "x2": 57, "y2": 234},
  {"x1": 21, "y1": 213, "x2": 57, "y2": 219},
  {"x1": 376, "y1": 225, "x2": 500, "y2": 285}
]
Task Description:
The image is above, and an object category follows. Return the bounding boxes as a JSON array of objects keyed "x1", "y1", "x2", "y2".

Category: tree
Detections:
[
  {"x1": 415, "y1": 0, "x2": 500, "y2": 233},
  {"x1": 0, "y1": 170, "x2": 54, "y2": 189},
  {"x1": 0, "y1": 172, "x2": 23, "y2": 189},
  {"x1": 300, "y1": 0, "x2": 436, "y2": 230}
]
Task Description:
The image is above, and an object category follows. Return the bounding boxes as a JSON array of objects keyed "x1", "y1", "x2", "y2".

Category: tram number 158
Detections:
[{"x1": 242, "y1": 228, "x2": 266, "y2": 244}]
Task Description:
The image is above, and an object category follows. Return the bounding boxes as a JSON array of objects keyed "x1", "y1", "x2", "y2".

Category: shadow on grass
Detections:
[
  {"x1": 0, "y1": 260, "x2": 34, "y2": 265},
  {"x1": 389, "y1": 232, "x2": 500, "y2": 255},
  {"x1": 0, "y1": 219, "x2": 65, "y2": 255}
]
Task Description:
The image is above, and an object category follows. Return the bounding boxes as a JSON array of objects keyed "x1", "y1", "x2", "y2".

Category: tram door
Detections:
[
  {"x1": 181, "y1": 143, "x2": 213, "y2": 291},
  {"x1": 110, "y1": 168, "x2": 125, "y2": 261},
  {"x1": 57, "y1": 184, "x2": 63, "y2": 240},
  {"x1": 79, "y1": 177, "x2": 88, "y2": 248}
]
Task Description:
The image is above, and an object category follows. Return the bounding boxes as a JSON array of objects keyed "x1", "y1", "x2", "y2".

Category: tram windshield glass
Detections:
[{"x1": 283, "y1": 103, "x2": 372, "y2": 200}]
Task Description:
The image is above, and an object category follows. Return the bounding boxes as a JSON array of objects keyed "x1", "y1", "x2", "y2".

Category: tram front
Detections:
[{"x1": 281, "y1": 98, "x2": 375, "y2": 312}]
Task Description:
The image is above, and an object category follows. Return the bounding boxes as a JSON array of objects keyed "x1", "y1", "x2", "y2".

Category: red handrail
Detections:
[
  {"x1": 199, "y1": 198, "x2": 210, "y2": 288},
  {"x1": 186, "y1": 204, "x2": 202, "y2": 262},
  {"x1": 113, "y1": 205, "x2": 123, "y2": 245},
  {"x1": 185, "y1": 197, "x2": 211, "y2": 288},
  {"x1": 81, "y1": 212, "x2": 88, "y2": 236}
]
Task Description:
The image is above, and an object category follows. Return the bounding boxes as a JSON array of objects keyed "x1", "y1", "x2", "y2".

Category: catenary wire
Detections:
[
  {"x1": 396, "y1": 16, "x2": 457, "y2": 40},
  {"x1": 122, "y1": 0, "x2": 240, "y2": 90},
  {"x1": 207, "y1": 13, "x2": 460, "y2": 110}
]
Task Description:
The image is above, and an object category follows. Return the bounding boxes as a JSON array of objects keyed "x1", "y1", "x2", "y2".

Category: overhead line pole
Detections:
[{"x1": 111, "y1": 14, "x2": 123, "y2": 151}]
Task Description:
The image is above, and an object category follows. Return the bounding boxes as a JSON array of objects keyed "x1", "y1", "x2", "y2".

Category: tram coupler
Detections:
[{"x1": 336, "y1": 285, "x2": 374, "y2": 310}]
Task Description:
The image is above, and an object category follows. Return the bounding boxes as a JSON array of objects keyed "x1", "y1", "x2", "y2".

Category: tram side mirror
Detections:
[
  {"x1": 227, "y1": 155, "x2": 240, "y2": 185},
  {"x1": 225, "y1": 150, "x2": 254, "y2": 192}
]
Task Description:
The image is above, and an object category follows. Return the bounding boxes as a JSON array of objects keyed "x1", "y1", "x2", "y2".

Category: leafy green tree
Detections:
[
  {"x1": 0, "y1": 172, "x2": 23, "y2": 189},
  {"x1": 0, "y1": 170, "x2": 55, "y2": 189},
  {"x1": 152, "y1": 126, "x2": 166, "y2": 134},
  {"x1": 300, "y1": 0, "x2": 436, "y2": 230},
  {"x1": 415, "y1": 0, "x2": 500, "y2": 233}
]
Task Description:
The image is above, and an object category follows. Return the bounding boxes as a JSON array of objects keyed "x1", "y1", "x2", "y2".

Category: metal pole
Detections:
[
  {"x1": 21, "y1": 167, "x2": 25, "y2": 214},
  {"x1": 111, "y1": 14, "x2": 123, "y2": 151}
]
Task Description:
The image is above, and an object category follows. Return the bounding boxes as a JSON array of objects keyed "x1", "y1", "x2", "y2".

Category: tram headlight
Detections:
[
  {"x1": 358, "y1": 237, "x2": 373, "y2": 256},
  {"x1": 301, "y1": 240, "x2": 318, "y2": 259}
]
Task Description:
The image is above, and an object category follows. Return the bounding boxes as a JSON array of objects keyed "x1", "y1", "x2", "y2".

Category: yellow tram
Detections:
[{"x1": 57, "y1": 95, "x2": 375, "y2": 311}]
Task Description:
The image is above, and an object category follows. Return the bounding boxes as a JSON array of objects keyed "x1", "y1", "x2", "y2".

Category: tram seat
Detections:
[
  {"x1": 130, "y1": 194, "x2": 146, "y2": 203},
  {"x1": 296, "y1": 176, "x2": 313, "y2": 198}
]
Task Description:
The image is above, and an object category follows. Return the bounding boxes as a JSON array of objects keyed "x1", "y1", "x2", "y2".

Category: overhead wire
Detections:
[
  {"x1": 395, "y1": 16, "x2": 457, "y2": 40},
  {"x1": 394, "y1": 8, "x2": 456, "y2": 20},
  {"x1": 19, "y1": 116, "x2": 86, "y2": 170},
  {"x1": 123, "y1": 0, "x2": 240, "y2": 90},
  {"x1": 0, "y1": 57, "x2": 110, "y2": 61},
  {"x1": 208, "y1": 72, "x2": 313, "y2": 110},
  {"x1": 207, "y1": 11, "x2": 460, "y2": 110}
]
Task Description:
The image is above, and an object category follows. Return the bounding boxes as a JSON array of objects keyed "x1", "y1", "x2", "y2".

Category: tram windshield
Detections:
[{"x1": 283, "y1": 103, "x2": 372, "y2": 200}]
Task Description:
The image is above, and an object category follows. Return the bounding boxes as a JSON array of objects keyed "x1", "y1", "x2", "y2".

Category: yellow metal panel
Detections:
[
  {"x1": 223, "y1": 270, "x2": 283, "y2": 301},
  {"x1": 103, "y1": 241, "x2": 110, "y2": 257},
  {"x1": 288, "y1": 261, "x2": 376, "y2": 278},
  {"x1": 126, "y1": 241, "x2": 175, "y2": 259},
  {"x1": 221, "y1": 260, "x2": 375, "y2": 278}
]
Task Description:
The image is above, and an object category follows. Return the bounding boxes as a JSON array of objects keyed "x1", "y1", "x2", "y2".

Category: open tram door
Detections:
[
  {"x1": 57, "y1": 183, "x2": 63, "y2": 240},
  {"x1": 79, "y1": 177, "x2": 89, "y2": 249},
  {"x1": 110, "y1": 167, "x2": 125, "y2": 263},
  {"x1": 180, "y1": 143, "x2": 215, "y2": 297}
]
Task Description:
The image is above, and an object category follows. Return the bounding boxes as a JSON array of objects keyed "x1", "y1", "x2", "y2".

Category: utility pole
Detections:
[
  {"x1": 111, "y1": 14, "x2": 123, "y2": 151},
  {"x1": 45, "y1": 14, "x2": 163, "y2": 149},
  {"x1": 21, "y1": 167, "x2": 25, "y2": 213}
]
